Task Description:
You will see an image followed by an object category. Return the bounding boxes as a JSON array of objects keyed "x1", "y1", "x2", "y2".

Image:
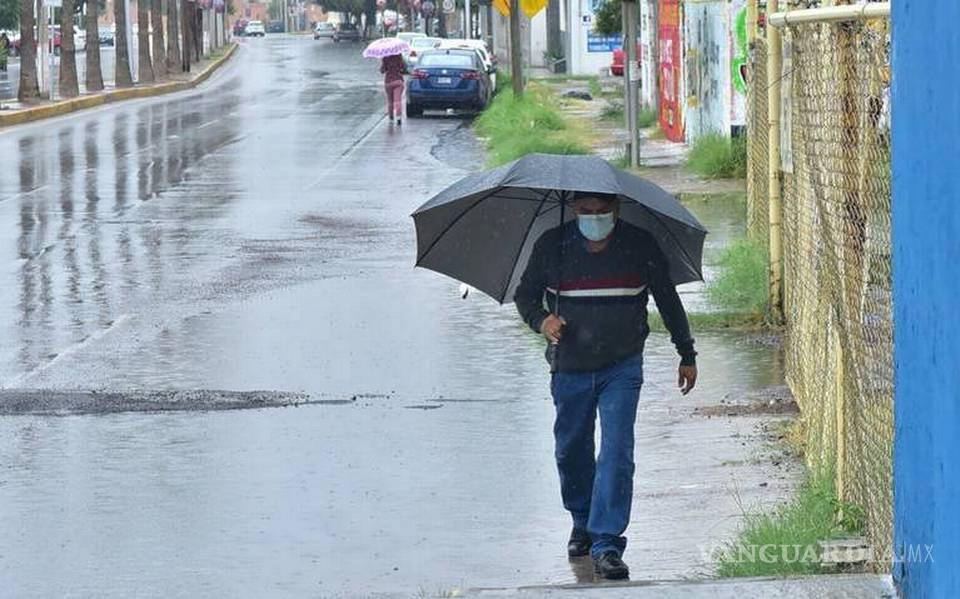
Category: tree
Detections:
[
  {"x1": 17, "y1": 0, "x2": 39, "y2": 101},
  {"x1": 592, "y1": 0, "x2": 620, "y2": 35},
  {"x1": 166, "y1": 0, "x2": 180, "y2": 72},
  {"x1": 58, "y1": 0, "x2": 80, "y2": 97},
  {"x1": 546, "y1": 0, "x2": 562, "y2": 62},
  {"x1": 137, "y1": 0, "x2": 154, "y2": 81},
  {"x1": 0, "y1": 0, "x2": 19, "y2": 29},
  {"x1": 85, "y1": 0, "x2": 104, "y2": 91},
  {"x1": 316, "y1": 0, "x2": 366, "y2": 28},
  {"x1": 150, "y1": 0, "x2": 165, "y2": 77},
  {"x1": 115, "y1": 0, "x2": 134, "y2": 86}
]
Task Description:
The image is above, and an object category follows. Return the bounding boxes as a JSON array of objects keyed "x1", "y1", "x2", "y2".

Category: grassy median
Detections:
[{"x1": 475, "y1": 86, "x2": 591, "y2": 167}]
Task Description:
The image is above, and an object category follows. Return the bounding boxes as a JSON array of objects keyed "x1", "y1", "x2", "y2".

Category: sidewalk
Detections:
[
  {"x1": 535, "y1": 75, "x2": 745, "y2": 197},
  {"x1": 466, "y1": 573, "x2": 896, "y2": 598},
  {"x1": 0, "y1": 43, "x2": 237, "y2": 127}
]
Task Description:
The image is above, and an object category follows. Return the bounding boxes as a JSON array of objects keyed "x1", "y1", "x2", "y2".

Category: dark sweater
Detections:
[{"x1": 515, "y1": 220, "x2": 696, "y2": 372}]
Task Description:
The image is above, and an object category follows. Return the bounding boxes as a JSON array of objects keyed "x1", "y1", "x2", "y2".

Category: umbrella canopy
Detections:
[
  {"x1": 362, "y1": 38, "x2": 412, "y2": 59},
  {"x1": 411, "y1": 153, "x2": 707, "y2": 304}
]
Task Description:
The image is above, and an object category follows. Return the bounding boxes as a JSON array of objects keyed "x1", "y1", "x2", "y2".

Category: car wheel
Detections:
[{"x1": 407, "y1": 103, "x2": 423, "y2": 118}]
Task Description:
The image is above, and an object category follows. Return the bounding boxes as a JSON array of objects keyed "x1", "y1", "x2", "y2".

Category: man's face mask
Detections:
[{"x1": 577, "y1": 212, "x2": 616, "y2": 241}]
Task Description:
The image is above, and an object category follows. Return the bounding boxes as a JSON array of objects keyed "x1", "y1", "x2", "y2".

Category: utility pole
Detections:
[
  {"x1": 509, "y1": 0, "x2": 522, "y2": 97},
  {"x1": 38, "y1": 0, "x2": 48, "y2": 98},
  {"x1": 649, "y1": 0, "x2": 659, "y2": 115},
  {"x1": 623, "y1": 0, "x2": 639, "y2": 166},
  {"x1": 465, "y1": 0, "x2": 470, "y2": 37},
  {"x1": 766, "y1": 0, "x2": 784, "y2": 323}
]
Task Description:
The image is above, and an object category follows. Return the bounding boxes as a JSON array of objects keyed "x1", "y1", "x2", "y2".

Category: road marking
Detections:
[
  {"x1": 4, "y1": 313, "x2": 133, "y2": 388},
  {"x1": 0, "y1": 184, "x2": 51, "y2": 205},
  {"x1": 304, "y1": 112, "x2": 387, "y2": 191}
]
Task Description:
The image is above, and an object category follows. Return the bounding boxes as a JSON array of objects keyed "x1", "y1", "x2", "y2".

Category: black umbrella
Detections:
[{"x1": 411, "y1": 153, "x2": 707, "y2": 303}]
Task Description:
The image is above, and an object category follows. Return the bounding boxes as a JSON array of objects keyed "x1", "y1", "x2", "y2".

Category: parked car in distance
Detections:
[
  {"x1": 332, "y1": 22, "x2": 360, "y2": 42},
  {"x1": 396, "y1": 32, "x2": 426, "y2": 45},
  {"x1": 407, "y1": 48, "x2": 493, "y2": 117},
  {"x1": 12, "y1": 28, "x2": 61, "y2": 55},
  {"x1": 437, "y1": 38, "x2": 497, "y2": 88},
  {"x1": 406, "y1": 36, "x2": 441, "y2": 66},
  {"x1": 244, "y1": 20, "x2": 266, "y2": 37},
  {"x1": 73, "y1": 29, "x2": 86, "y2": 52},
  {"x1": 266, "y1": 20, "x2": 284, "y2": 33},
  {"x1": 611, "y1": 41, "x2": 641, "y2": 77},
  {"x1": 314, "y1": 22, "x2": 335, "y2": 39},
  {"x1": 99, "y1": 25, "x2": 115, "y2": 46}
]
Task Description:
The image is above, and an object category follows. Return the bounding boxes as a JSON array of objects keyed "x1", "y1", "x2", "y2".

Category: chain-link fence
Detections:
[
  {"x1": 747, "y1": 16, "x2": 893, "y2": 564},
  {"x1": 746, "y1": 38, "x2": 769, "y2": 239}
]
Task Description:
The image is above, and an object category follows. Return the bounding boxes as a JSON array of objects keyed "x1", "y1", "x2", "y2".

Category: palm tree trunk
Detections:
[
  {"x1": 137, "y1": 0, "x2": 154, "y2": 81},
  {"x1": 150, "y1": 0, "x2": 166, "y2": 77},
  {"x1": 182, "y1": 0, "x2": 191, "y2": 71},
  {"x1": 17, "y1": 0, "x2": 40, "y2": 101},
  {"x1": 167, "y1": 0, "x2": 181, "y2": 71},
  {"x1": 115, "y1": 0, "x2": 134, "y2": 86},
  {"x1": 85, "y1": 0, "x2": 104, "y2": 91},
  {"x1": 58, "y1": 0, "x2": 80, "y2": 97},
  {"x1": 193, "y1": 6, "x2": 200, "y2": 62}
]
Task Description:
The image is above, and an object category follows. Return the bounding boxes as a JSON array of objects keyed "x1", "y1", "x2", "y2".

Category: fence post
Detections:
[
  {"x1": 746, "y1": 0, "x2": 758, "y2": 42},
  {"x1": 745, "y1": 0, "x2": 760, "y2": 240},
  {"x1": 766, "y1": 0, "x2": 785, "y2": 324},
  {"x1": 835, "y1": 335, "x2": 846, "y2": 503}
]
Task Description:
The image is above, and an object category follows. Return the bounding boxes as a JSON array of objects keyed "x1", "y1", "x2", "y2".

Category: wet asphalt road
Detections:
[{"x1": 0, "y1": 36, "x2": 787, "y2": 597}]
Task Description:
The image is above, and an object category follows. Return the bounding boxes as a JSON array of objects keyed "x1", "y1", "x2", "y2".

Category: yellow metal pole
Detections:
[
  {"x1": 745, "y1": 0, "x2": 759, "y2": 238},
  {"x1": 835, "y1": 336, "x2": 846, "y2": 505},
  {"x1": 766, "y1": 0, "x2": 784, "y2": 324}
]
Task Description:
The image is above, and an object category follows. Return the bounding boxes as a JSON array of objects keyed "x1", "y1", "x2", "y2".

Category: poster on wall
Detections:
[
  {"x1": 658, "y1": 0, "x2": 684, "y2": 142},
  {"x1": 730, "y1": 0, "x2": 748, "y2": 128},
  {"x1": 683, "y1": 2, "x2": 729, "y2": 141},
  {"x1": 588, "y1": 34, "x2": 622, "y2": 52},
  {"x1": 640, "y1": 1, "x2": 656, "y2": 108}
]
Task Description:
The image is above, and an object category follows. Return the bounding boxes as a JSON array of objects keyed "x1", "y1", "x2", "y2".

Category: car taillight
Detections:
[
  {"x1": 410, "y1": 50, "x2": 417, "y2": 56},
  {"x1": 412, "y1": 70, "x2": 428, "y2": 79},
  {"x1": 461, "y1": 70, "x2": 480, "y2": 80}
]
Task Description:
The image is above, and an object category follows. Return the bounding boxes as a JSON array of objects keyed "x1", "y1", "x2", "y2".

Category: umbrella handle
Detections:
[{"x1": 550, "y1": 193, "x2": 567, "y2": 374}]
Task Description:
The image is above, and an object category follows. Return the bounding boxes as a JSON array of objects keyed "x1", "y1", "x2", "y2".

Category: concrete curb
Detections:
[{"x1": 0, "y1": 42, "x2": 238, "y2": 128}]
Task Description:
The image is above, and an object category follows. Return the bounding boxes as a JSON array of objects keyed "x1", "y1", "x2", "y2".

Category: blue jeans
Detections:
[{"x1": 551, "y1": 354, "x2": 643, "y2": 558}]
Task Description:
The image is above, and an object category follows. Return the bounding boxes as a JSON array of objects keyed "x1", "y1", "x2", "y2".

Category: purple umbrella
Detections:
[{"x1": 362, "y1": 38, "x2": 412, "y2": 59}]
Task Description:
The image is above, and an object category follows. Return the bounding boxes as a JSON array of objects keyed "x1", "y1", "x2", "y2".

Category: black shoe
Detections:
[
  {"x1": 593, "y1": 551, "x2": 629, "y2": 580},
  {"x1": 567, "y1": 528, "x2": 592, "y2": 558}
]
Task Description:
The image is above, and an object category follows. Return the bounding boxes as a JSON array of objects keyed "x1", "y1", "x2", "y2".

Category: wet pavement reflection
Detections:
[{"x1": 0, "y1": 36, "x2": 792, "y2": 597}]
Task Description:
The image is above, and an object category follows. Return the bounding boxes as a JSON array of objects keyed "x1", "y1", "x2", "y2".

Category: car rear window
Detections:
[
  {"x1": 412, "y1": 39, "x2": 438, "y2": 48},
  {"x1": 419, "y1": 53, "x2": 475, "y2": 68}
]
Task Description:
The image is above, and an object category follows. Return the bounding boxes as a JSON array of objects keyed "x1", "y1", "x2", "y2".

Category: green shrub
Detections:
[
  {"x1": 708, "y1": 238, "x2": 768, "y2": 315},
  {"x1": 601, "y1": 101, "x2": 624, "y2": 122},
  {"x1": 638, "y1": 108, "x2": 658, "y2": 128},
  {"x1": 716, "y1": 469, "x2": 866, "y2": 577},
  {"x1": 495, "y1": 70, "x2": 512, "y2": 95},
  {"x1": 687, "y1": 132, "x2": 748, "y2": 179}
]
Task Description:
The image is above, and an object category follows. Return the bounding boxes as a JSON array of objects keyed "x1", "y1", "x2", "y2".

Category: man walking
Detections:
[{"x1": 515, "y1": 192, "x2": 698, "y2": 580}]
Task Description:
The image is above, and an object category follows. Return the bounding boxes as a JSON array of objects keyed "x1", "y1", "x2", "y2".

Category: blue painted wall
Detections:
[{"x1": 893, "y1": 1, "x2": 960, "y2": 597}]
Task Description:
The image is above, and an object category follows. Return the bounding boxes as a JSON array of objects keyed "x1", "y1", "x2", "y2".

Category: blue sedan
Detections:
[{"x1": 406, "y1": 49, "x2": 493, "y2": 117}]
